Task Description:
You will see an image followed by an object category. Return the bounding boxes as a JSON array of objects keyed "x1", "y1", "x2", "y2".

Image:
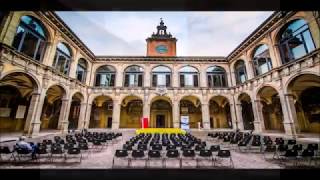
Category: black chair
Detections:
[
  {"x1": 197, "y1": 150, "x2": 213, "y2": 167},
  {"x1": 66, "y1": 147, "x2": 82, "y2": 162},
  {"x1": 130, "y1": 150, "x2": 146, "y2": 168},
  {"x1": 287, "y1": 139, "x2": 297, "y2": 145},
  {"x1": 36, "y1": 145, "x2": 50, "y2": 162},
  {"x1": 113, "y1": 150, "x2": 129, "y2": 168},
  {"x1": 274, "y1": 144, "x2": 288, "y2": 159},
  {"x1": 181, "y1": 149, "x2": 196, "y2": 168},
  {"x1": 216, "y1": 150, "x2": 234, "y2": 168},
  {"x1": 50, "y1": 145, "x2": 65, "y2": 162},
  {"x1": 15, "y1": 147, "x2": 32, "y2": 161},
  {"x1": 263, "y1": 144, "x2": 277, "y2": 159},
  {"x1": 138, "y1": 144, "x2": 147, "y2": 151},
  {"x1": 147, "y1": 150, "x2": 163, "y2": 168},
  {"x1": 166, "y1": 145, "x2": 176, "y2": 151},
  {"x1": 298, "y1": 149, "x2": 315, "y2": 166},
  {"x1": 280, "y1": 149, "x2": 298, "y2": 166},
  {"x1": 0, "y1": 146, "x2": 15, "y2": 162},
  {"x1": 152, "y1": 144, "x2": 162, "y2": 151}
]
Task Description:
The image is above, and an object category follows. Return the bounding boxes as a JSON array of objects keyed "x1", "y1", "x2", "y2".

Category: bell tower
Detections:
[{"x1": 146, "y1": 18, "x2": 177, "y2": 57}]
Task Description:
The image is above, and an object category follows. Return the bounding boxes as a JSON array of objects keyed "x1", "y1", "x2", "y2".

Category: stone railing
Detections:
[{"x1": 232, "y1": 48, "x2": 320, "y2": 93}]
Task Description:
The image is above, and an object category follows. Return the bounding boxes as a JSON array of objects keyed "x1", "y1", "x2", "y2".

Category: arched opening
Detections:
[
  {"x1": 252, "y1": 44, "x2": 273, "y2": 76},
  {"x1": 288, "y1": 74, "x2": 320, "y2": 133},
  {"x1": 40, "y1": 85, "x2": 66, "y2": 130},
  {"x1": 52, "y1": 42, "x2": 72, "y2": 75},
  {"x1": 0, "y1": 72, "x2": 38, "y2": 132},
  {"x1": 68, "y1": 92, "x2": 83, "y2": 130},
  {"x1": 209, "y1": 96, "x2": 232, "y2": 129},
  {"x1": 124, "y1": 65, "x2": 144, "y2": 87},
  {"x1": 278, "y1": 19, "x2": 316, "y2": 64},
  {"x1": 258, "y1": 86, "x2": 284, "y2": 132},
  {"x1": 12, "y1": 15, "x2": 48, "y2": 62},
  {"x1": 179, "y1": 66, "x2": 199, "y2": 88},
  {"x1": 234, "y1": 60, "x2": 247, "y2": 85},
  {"x1": 152, "y1": 65, "x2": 171, "y2": 87},
  {"x1": 120, "y1": 96, "x2": 143, "y2": 128},
  {"x1": 207, "y1": 66, "x2": 227, "y2": 88},
  {"x1": 150, "y1": 97, "x2": 173, "y2": 128},
  {"x1": 76, "y1": 58, "x2": 88, "y2": 83},
  {"x1": 89, "y1": 96, "x2": 113, "y2": 129},
  {"x1": 238, "y1": 93, "x2": 254, "y2": 130},
  {"x1": 95, "y1": 65, "x2": 116, "y2": 87},
  {"x1": 179, "y1": 96, "x2": 202, "y2": 128}
]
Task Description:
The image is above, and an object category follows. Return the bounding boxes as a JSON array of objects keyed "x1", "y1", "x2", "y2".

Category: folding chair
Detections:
[
  {"x1": 66, "y1": 147, "x2": 82, "y2": 163},
  {"x1": 147, "y1": 150, "x2": 163, "y2": 168},
  {"x1": 112, "y1": 149, "x2": 130, "y2": 168},
  {"x1": 50, "y1": 145, "x2": 65, "y2": 162},
  {"x1": 196, "y1": 149, "x2": 213, "y2": 168},
  {"x1": 129, "y1": 150, "x2": 147, "y2": 168},
  {"x1": 0, "y1": 146, "x2": 16, "y2": 162},
  {"x1": 164, "y1": 150, "x2": 180, "y2": 168},
  {"x1": 181, "y1": 149, "x2": 196, "y2": 168},
  {"x1": 215, "y1": 150, "x2": 234, "y2": 168}
]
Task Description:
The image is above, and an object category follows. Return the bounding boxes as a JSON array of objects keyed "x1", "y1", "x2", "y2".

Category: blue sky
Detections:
[{"x1": 56, "y1": 11, "x2": 274, "y2": 56}]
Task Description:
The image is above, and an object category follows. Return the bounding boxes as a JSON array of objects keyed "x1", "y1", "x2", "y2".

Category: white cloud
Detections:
[{"x1": 56, "y1": 11, "x2": 273, "y2": 56}]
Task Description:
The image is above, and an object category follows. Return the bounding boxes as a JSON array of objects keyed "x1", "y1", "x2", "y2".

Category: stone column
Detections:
[
  {"x1": 201, "y1": 103, "x2": 210, "y2": 129},
  {"x1": 84, "y1": 104, "x2": 92, "y2": 129},
  {"x1": 235, "y1": 103, "x2": 244, "y2": 130},
  {"x1": 112, "y1": 100, "x2": 121, "y2": 129},
  {"x1": 200, "y1": 67, "x2": 207, "y2": 88},
  {"x1": 230, "y1": 71, "x2": 237, "y2": 86},
  {"x1": 279, "y1": 92, "x2": 297, "y2": 138},
  {"x1": 144, "y1": 65, "x2": 151, "y2": 88},
  {"x1": 77, "y1": 102, "x2": 87, "y2": 129},
  {"x1": 173, "y1": 102, "x2": 180, "y2": 128},
  {"x1": 172, "y1": 66, "x2": 179, "y2": 88},
  {"x1": 143, "y1": 102, "x2": 150, "y2": 120},
  {"x1": 57, "y1": 98, "x2": 70, "y2": 133},
  {"x1": 285, "y1": 94, "x2": 300, "y2": 134},
  {"x1": 115, "y1": 67, "x2": 123, "y2": 87},
  {"x1": 42, "y1": 34, "x2": 60, "y2": 67},
  {"x1": 229, "y1": 103, "x2": 237, "y2": 130},
  {"x1": 252, "y1": 99, "x2": 264, "y2": 133},
  {"x1": 24, "y1": 90, "x2": 46, "y2": 137}
]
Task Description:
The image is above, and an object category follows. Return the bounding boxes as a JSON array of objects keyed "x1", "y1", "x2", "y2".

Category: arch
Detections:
[
  {"x1": 179, "y1": 95, "x2": 202, "y2": 128},
  {"x1": 257, "y1": 86, "x2": 284, "y2": 132},
  {"x1": 286, "y1": 73, "x2": 320, "y2": 133},
  {"x1": 150, "y1": 95, "x2": 173, "y2": 105},
  {"x1": 276, "y1": 18, "x2": 316, "y2": 64},
  {"x1": 68, "y1": 92, "x2": 84, "y2": 130},
  {"x1": 124, "y1": 65, "x2": 144, "y2": 72},
  {"x1": 150, "y1": 96, "x2": 173, "y2": 128},
  {"x1": 71, "y1": 92, "x2": 84, "y2": 102},
  {"x1": 234, "y1": 59, "x2": 248, "y2": 84},
  {"x1": 0, "y1": 70, "x2": 40, "y2": 93},
  {"x1": 152, "y1": 65, "x2": 172, "y2": 72},
  {"x1": 89, "y1": 95, "x2": 113, "y2": 129},
  {"x1": 76, "y1": 58, "x2": 88, "y2": 83},
  {"x1": 209, "y1": 95, "x2": 232, "y2": 129},
  {"x1": 178, "y1": 65, "x2": 199, "y2": 72},
  {"x1": 124, "y1": 65, "x2": 144, "y2": 87},
  {"x1": 285, "y1": 72, "x2": 320, "y2": 94},
  {"x1": 120, "y1": 95, "x2": 144, "y2": 128},
  {"x1": 206, "y1": 65, "x2": 228, "y2": 87},
  {"x1": 95, "y1": 65, "x2": 116, "y2": 87},
  {"x1": 52, "y1": 42, "x2": 73, "y2": 75},
  {"x1": 238, "y1": 93, "x2": 255, "y2": 130},
  {"x1": 255, "y1": 84, "x2": 280, "y2": 100}
]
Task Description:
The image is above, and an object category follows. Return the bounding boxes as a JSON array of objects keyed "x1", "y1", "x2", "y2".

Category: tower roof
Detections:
[{"x1": 147, "y1": 18, "x2": 176, "y2": 40}]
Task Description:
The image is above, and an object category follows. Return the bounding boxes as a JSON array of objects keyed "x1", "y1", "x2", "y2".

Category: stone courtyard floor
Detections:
[{"x1": 0, "y1": 129, "x2": 319, "y2": 169}]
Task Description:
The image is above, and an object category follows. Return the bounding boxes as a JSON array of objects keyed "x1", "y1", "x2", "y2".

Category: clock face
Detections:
[{"x1": 155, "y1": 45, "x2": 168, "y2": 54}]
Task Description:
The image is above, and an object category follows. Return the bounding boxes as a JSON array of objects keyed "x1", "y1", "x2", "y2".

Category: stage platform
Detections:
[{"x1": 135, "y1": 128, "x2": 186, "y2": 134}]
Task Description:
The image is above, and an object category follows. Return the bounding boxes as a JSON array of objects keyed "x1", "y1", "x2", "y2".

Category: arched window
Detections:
[
  {"x1": 179, "y1": 66, "x2": 199, "y2": 87},
  {"x1": 52, "y1": 42, "x2": 72, "y2": 75},
  {"x1": 124, "y1": 65, "x2": 144, "y2": 87},
  {"x1": 152, "y1": 66, "x2": 171, "y2": 87},
  {"x1": 12, "y1": 15, "x2": 47, "y2": 61},
  {"x1": 95, "y1": 65, "x2": 116, "y2": 87},
  {"x1": 76, "y1": 58, "x2": 87, "y2": 83},
  {"x1": 252, "y1": 44, "x2": 273, "y2": 75},
  {"x1": 279, "y1": 19, "x2": 316, "y2": 64},
  {"x1": 207, "y1": 66, "x2": 227, "y2": 87},
  {"x1": 234, "y1": 60, "x2": 247, "y2": 84}
]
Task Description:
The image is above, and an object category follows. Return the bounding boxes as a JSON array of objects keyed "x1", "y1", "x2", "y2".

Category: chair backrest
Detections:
[
  {"x1": 166, "y1": 145, "x2": 176, "y2": 150},
  {"x1": 307, "y1": 143, "x2": 318, "y2": 151},
  {"x1": 51, "y1": 146, "x2": 63, "y2": 154},
  {"x1": 265, "y1": 145, "x2": 276, "y2": 152},
  {"x1": 284, "y1": 149, "x2": 298, "y2": 157},
  {"x1": 301, "y1": 149, "x2": 314, "y2": 157},
  {"x1": 217, "y1": 150, "x2": 231, "y2": 158},
  {"x1": 115, "y1": 149, "x2": 128, "y2": 157},
  {"x1": 166, "y1": 149, "x2": 179, "y2": 158},
  {"x1": 278, "y1": 144, "x2": 288, "y2": 151},
  {"x1": 68, "y1": 147, "x2": 81, "y2": 154},
  {"x1": 292, "y1": 144, "x2": 303, "y2": 151},
  {"x1": 148, "y1": 150, "x2": 161, "y2": 158},
  {"x1": 37, "y1": 146, "x2": 48, "y2": 154},
  {"x1": 287, "y1": 139, "x2": 296, "y2": 145},
  {"x1": 0, "y1": 146, "x2": 12, "y2": 154},
  {"x1": 152, "y1": 144, "x2": 162, "y2": 151},
  {"x1": 79, "y1": 143, "x2": 88, "y2": 150},
  {"x1": 16, "y1": 147, "x2": 31, "y2": 154},
  {"x1": 210, "y1": 145, "x2": 220, "y2": 152},
  {"x1": 132, "y1": 150, "x2": 145, "y2": 158},
  {"x1": 199, "y1": 150, "x2": 212, "y2": 157},
  {"x1": 182, "y1": 149, "x2": 195, "y2": 157}
]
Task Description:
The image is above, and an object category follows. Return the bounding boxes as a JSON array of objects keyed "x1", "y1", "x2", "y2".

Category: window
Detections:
[
  {"x1": 124, "y1": 65, "x2": 144, "y2": 87},
  {"x1": 95, "y1": 65, "x2": 116, "y2": 87},
  {"x1": 152, "y1": 65, "x2": 171, "y2": 87},
  {"x1": 76, "y1": 58, "x2": 87, "y2": 83},
  {"x1": 52, "y1": 42, "x2": 72, "y2": 75},
  {"x1": 207, "y1": 66, "x2": 227, "y2": 87},
  {"x1": 234, "y1": 60, "x2": 247, "y2": 84},
  {"x1": 12, "y1": 15, "x2": 47, "y2": 61},
  {"x1": 252, "y1": 44, "x2": 273, "y2": 75},
  {"x1": 179, "y1": 66, "x2": 199, "y2": 88},
  {"x1": 279, "y1": 19, "x2": 316, "y2": 64}
]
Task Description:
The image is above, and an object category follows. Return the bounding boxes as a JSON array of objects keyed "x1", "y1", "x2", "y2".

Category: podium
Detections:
[{"x1": 141, "y1": 117, "x2": 149, "y2": 129}]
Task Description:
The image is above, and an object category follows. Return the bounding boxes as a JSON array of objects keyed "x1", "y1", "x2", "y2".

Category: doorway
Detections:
[{"x1": 156, "y1": 115, "x2": 165, "y2": 128}]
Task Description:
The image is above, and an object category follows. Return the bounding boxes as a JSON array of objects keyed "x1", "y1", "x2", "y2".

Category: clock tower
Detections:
[{"x1": 146, "y1": 18, "x2": 177, "y2": 57}]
